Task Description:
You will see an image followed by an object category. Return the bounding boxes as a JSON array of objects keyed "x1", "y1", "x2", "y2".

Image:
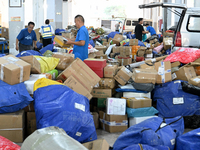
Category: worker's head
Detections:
[
  {"x1": 119, "y1": 22, "x2": 120, "y2": 24},
  {"x1": 74, "y1": 15, "x2": 84, "y2": 29},
  {"x1": 45, "y1": 19, "x2": 50, "y2": 25},
  {"x1": 28, "y1": 21, "x2": 35, "y2": 32},
  {"x1": 145, "y1": 23, "x2": 149, "y2": 27},
  {"x1": 138, "y1": 18, "x2": 143, "y2": 24}
]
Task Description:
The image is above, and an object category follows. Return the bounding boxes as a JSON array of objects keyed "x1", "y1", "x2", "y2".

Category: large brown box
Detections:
[
  {"x1": 173, "y1": 66, "x2": 196, "y2": 81},
  {"x1": 98, "y1": 78, "x2": 115, "y2": 89},
  {"x1": 83, "y1": 139, "x2": 109, "y2": 150},
  {"x1": 1, "y1": 27, "x2": 9, "y2": 39},
  {"x1": 154, "y1": 61, "x2": 172, "y2": 84},
  {"x1": 171, "y1": 61, "x2": 181, "y2": 68},
  {"x1": 57, "y1": 58, "x2": 101, "y2": 92},
  {"x1": 62, "y1": 32, "x2": 74, "y2": 39},
  {"x1": 189, "y1": 76, "x2": 200, "y2": 87},
  {"x1": 64, "y1": 75, "x2": 92, "y2": 100},
  {"x1": 92, "y1": 88, "x2": 115, "y2": 98},
  {"x1": 129, "y1": 39, "x2": 138, "y2": 46},
  {"x1": 112, "y1": 34, "x2": 123, "y2": 46},
  {"x1": 163, "y1": 37, "x2": 173, "y2": 50},
  {"x1": 127, "y1": 97, "x2": 152, "y2": 108},
  {"x1": 99, "y1": 111, "x2": 128, "y2": 133},
  {"x1": 112, "y1": 46, "x2": 120, "y2": 53},
  {"x1": 104, "y1": 65, "x2": 118, "y2": 78},
  {"x1": 26, "y1": 112, "x2": 36, "y2": 136},
  {"x1": 95, "y1": 50, "x2": 104, "y2": 57},
  {"x1": 91, "y1": 112, "x2": 99, "y2": 129},
  {"x1": 0, "y1": 110, "x2": 25, "y2": 143},
  {"x1": 0, "y1": 55, "x2": 31, "y2": 85},
  {"x1": 132, "y1": 69, "x2": 158, "y2": 84},
  {"x1": 119, "y1": 46, "x2": 131, "y2": 57},
  {"x1": 117, "y1": 57, "x2": 132, "y2": 66},
  {"x1": 20, "y1": 55, "x2": 41, "y2": 74},
  {"x1": 52, "y1": 52, "x2": 74, "y2": 70},
  {"x1": 140, "y1": 63, "x2": 155, "y2": 70},
  {"x1": 114, "y1": 66, "x2": 133, "y2": 86},
  {"x1": 54, "y1": 35, "x2": 71, "y2": 47},
  {"x1": 95, "y1": 46, "x2": 107, "y2": 53}
]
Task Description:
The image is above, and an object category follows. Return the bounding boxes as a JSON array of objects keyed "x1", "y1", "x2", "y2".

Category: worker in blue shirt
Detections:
[
  {"x1": 64, "y1": 15, "x2": 89, "y2": 61},
  {"x1": 16, "y1": 21, "x2": 37, "y2": 52},
  {"x1": 145, "y1": 23, "x2": 156, "y2": 36}
]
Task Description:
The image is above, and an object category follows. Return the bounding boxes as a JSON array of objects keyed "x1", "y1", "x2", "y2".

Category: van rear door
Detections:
[{"x1": 139, "y1": 2, "x2": 187, "y2": 9}]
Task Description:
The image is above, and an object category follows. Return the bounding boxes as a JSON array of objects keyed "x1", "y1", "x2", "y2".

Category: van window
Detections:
[
  {"x1": 126, "y1": 20, "x2": 131, "y2": 26},
  {"x1": 187, "y1": 15, "x2": 200, "y2": 32},
  {"x1": 132, "y1": 21, "x2": 138, "y2": 26}
]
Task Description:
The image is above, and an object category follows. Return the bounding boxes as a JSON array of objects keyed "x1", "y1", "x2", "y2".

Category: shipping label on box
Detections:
[
  {"x1": 106, "y1": 98, "x2": 126, "y2": 115},
  {"x1": 127, "y1": 97, "x2": 152, "y2": 108},
  {"x1": 0, "y1": 55, "x2": 31, "y2": 85},
  {"x1": 132, "y1": 69, "x2": 158, "y2": 84},
  {"x1": 155, "y1": 61, "x2": 172, "y2": 84},
  {"x1": 189, "y1": 76, "x2": 200, "y2": 87},
  {"x1": 104, "y1": 65, "x2": 118, "y2": 78}
]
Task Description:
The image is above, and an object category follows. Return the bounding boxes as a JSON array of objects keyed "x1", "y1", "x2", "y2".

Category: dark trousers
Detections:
[
  {"x1": 19, "y1": 43, "x2": 33, "y2": 53},
  {"x1": 42, "y1": 38, "x2": 52, "y2": 47}
]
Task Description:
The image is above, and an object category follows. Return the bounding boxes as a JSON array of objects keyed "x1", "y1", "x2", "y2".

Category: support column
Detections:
[
  {"x1": 46, "y1": 0, "x2": 56, "y2": 30},
  {"x1": 63, "y1": 1, "x2": 68, "y2": 29},
  {"x1": 194, "y1": 0, "x2": 200, "y2": 7},
  {"x1": 55, "y1": 0, "x2": 63, "y2": 29},
  {"x1": 33, "y1": 0, "x2": 44, "y2": 29},
  {"x1": 9, "y1": 0, "x2": 24, "y2": 55}
]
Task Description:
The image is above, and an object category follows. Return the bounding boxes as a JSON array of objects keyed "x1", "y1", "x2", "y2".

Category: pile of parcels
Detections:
[{"x1": 0, "y1": 32, "x2": 200, "y2": 150}]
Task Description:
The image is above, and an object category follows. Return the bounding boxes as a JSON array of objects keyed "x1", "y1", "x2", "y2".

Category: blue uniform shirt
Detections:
[
  {"x1": 17, "y1": 28, "x2": 37, "y2": 45},
  {"x1": 146, "y1": 26, "x2": 156, "y2": 36},
  {"x1": 73, "y1": 25, "x2": 89, "y2": 61}
]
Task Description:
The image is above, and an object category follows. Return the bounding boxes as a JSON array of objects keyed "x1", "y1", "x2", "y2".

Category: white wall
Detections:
[
  {"x1": 46, "y1": 0, "x2": 55, "y2": 30},
  {"x1": 63, "y1": 1, "x2": 68, "y2": 28}
]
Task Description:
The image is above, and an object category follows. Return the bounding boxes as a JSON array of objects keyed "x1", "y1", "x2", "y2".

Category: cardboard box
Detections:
[
  {"x1": 108, "y1": 38, "x2": 112, "y2": 43},
  {"x1": 102, "y1": 39, "x2": 107, "y2": 43},
  {"x1": 95, "y1": 50, "x2": 104, "y2": 57},
  {"x1": 114, "y1": 66, "x2": 133, "y2": 86},
  {"x1": 0, "y1": 110, "x2": 25, "y2": 143},
  {"x1": 62, "y1": 32, "x2": 74, "y2": 39},
  {"x1": 95, "y1": 54, "x2": 108, "y2": 60},
  {"x1": 126, "y1": 97, "x2": 152, "y2": 108},
  {"x1": 129, "y1": 39, "x2": 138, "y2": 46},
  {"x1": 26, "y1": 112, "x2": 36, "y2": 136},
  {"x1": 112, "y1": 34, "x2": 123, "y2": 46},
  {"x1": 23, "y1": 102, "x2": 34, "y2": 112},
  {"x1": 57, "y1": 58, "x2": 101, "y2": 92},
  {"x1": 132, "y1": 69, "x2": 158, "y2": 84},
  {"x1": 64, "y1": 76, "x2": 93, "y2": 100},
  {"x1": 99, "y1": 111, "x2": 128, "y2": 133},
  {"x1": 119, "y1": 47, "x2": 132, "y2": 57},
  {"x1": 106, "y1": 98, "x2": 126, "y2": 115},
  {"x1": 123, "y1": 92, "x2": 151, "y2": 99},
  {"x1": 154, "y1": 61, "x2": 172, "y2": 84},
  {"x1": 54, "y1": 35, "x2": 71, "y2": 47},
  {"x1": 83, "y1": 139, "x2": 109, "y2": 150},
  {"x1": 117, "y1": 57, "x2": 132, "y2": 66},
  {"x1": 0, "y1": 55, "x2": 31, "y2": 85},
  {"x1": 112, "y1": 46, "x2": 120, "y2": 53},
  {"x1": 145, "y1": 49, "x2": 152, "y2": 54},
  {"x1": 137, "y1": 47, "x2": 146, "y2": 57},
  {"x1": 163, "y1": 32, "x2": 174, "y2": 37},
  {"x1": 34, "y1": 28, "x2": 40, "y2": 42},
  {"x1": 129, "y1": 116, "x2": 157, "y2": 127},
  {"x1": 103, "y1": 42, "x2": 109, "y2": 46},
  {"x1": 91, "y1": 112, "x2": 99, "y2": 129},
  {"x1": 95, "y1": 46, "x2": 107, "y2": 53},
  {"x1": 98, "y1": 78, "x2": 115, "y2": 89},
  {"x1": 20, "y1": 55, "x2": 41, "y2": 74},
  {"x1": 189, "y1": 76, "x2": 200, "y2": 87},
  {"x1": 163, "y1": 37, "x2": 173, "y2": 50},
  {"x1": 140, "y1": 63, "x2": 155, "y2": 70},
  {"x1": 171, "y1": 61, "x2": 181, "y2": 68},
  {"x1": 1, "y1": 27, "x2": 9, "y2": 39},
  {"x1": 92, "y1": 88, "x2": 115, "y2": 98},
  {"x1": 52, "y1": 53, "x2": 74, "y2": 70},
  {"x1": 173, "y1": 66, "x2": 196, "y2": 81},
  {"x1": 104, "y1": 65, "x2": 118, "y2": 78},
  {"x1": 88, "y1": 53, "x2": 97, "y2": 58}
]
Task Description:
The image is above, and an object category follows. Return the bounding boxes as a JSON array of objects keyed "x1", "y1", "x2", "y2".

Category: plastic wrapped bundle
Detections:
[{"x1": 21, "y1": 126, "x2": 88, "y2": 150}]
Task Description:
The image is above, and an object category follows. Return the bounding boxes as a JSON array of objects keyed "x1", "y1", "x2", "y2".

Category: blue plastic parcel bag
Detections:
[
  {"x1": 0, "y1": 80, "x2": 33, "y2": 113},
  {"x1": 34, "y1": 83, "x2": 97, "y2": 143},
  {"x1": 154, "y1": 80, "x2": 200, "y2": 117},
  {"x1": 113, "y1": 117, "x2": 178, "y2": 150},
  {"x1": 124, "y1": 144, "x2": 170, "y2": 150},
  {"x1": 176, "y1": 128, "x2": 200, "y2": 150},
  {"x1": 16, "y1": 50, "x2": 42, "y2": 57},
  {"x1": 127, "y1": 107, "x2": 159, "y2": 118},
  {"x1": 39, "y1": 44, "x2": 54, "y2": 54}
]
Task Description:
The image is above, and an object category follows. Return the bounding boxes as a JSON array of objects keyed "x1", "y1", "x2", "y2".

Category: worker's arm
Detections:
[
  {"x1": 16, "y1": 38, "x2": 19, "y2": 51},
  {"x1": 65, "y1": 40, "x2": 85, "y2": 46},
  {"x1": 142, "y1": 31, "x2": 149, "y2": 34},
  {"x1": 33, "y1": 40, "x2": 37, "y2": 48}
]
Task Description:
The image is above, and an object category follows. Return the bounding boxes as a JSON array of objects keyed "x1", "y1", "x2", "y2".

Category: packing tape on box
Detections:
[
  {"x1": 158, "y1": 61, "x2": 171, "y2": 83},
  {"x1": 0, "y1": 128, "x2": 23, "y2": 131},
  {"x1": 100, "y1": 118, "x2": 128, "y2": 127},
  {"x1": 1, "y1": 57, "x2": 23, "y2": 83}
]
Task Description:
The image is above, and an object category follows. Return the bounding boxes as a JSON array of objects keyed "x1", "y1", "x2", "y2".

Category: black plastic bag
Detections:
[
  {"x1": 184, "y1": 115, "x2": 200, "y2": 129},
  {"x1": 181, "y1": 82, "x2": 200, "y2": 96},
  {"x1": 131, "y1": 81, "x2": 155, "y2": 92}
]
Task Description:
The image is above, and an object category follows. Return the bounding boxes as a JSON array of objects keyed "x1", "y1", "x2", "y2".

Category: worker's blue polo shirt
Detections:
[
  {"x1": 73, "y1": 25, "x2": 89, "y2": 61},
  {"x1": 17, "y1": 28, "x2": 37, "y2": 45},
  {"x1": 146, "y1": 26, "x2": 156, "y2": 36}
]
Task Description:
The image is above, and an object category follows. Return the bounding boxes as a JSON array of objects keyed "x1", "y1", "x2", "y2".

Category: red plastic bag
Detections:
[
  {"x1": 0, "y1": 136, "x2": 20, "y2": 150},
  {"x1": 164, "y1": 48, "x2": 200, "y2": 64}
]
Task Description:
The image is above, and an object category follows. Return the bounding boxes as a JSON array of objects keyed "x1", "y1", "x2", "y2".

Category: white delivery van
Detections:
[{"x1": 139, "y1": 2, "x2": 200, "y2": 52}]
